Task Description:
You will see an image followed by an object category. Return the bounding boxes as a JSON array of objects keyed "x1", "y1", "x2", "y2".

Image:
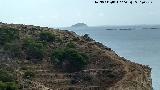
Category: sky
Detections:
[{"x1": 0, "y1": 0, "x2": 159, "y2": 27}]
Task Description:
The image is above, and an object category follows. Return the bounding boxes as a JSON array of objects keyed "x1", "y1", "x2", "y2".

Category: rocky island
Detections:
[
  {"x1": 71, "y1": 23, "x2": 88, "y2": 28},
  {"x1": 0, "y1": 22, "x2": 152, "y2": 90}
]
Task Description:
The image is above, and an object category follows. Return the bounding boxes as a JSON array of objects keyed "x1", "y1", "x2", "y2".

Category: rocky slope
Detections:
[{"x1": 0, "y1": 22, "x2": 152, "y2": 90}]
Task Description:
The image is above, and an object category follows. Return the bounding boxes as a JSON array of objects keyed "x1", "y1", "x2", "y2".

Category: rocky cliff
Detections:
[{"x1": 0, "y1": 22, "x2": 152, "y2": 90}]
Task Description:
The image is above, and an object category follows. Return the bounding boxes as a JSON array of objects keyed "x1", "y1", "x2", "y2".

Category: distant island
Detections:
[
  {"x1": 143, "y1": 27, "x2": 159, "y2": 30},
  {"x1": 106, "y1": 28, "x2": 133, "y2": 31},
  {"x1": 71, "y1": 23, "x2": 88, "y2": 27}
]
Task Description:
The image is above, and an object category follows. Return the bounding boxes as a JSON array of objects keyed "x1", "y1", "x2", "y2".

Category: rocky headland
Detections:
[{"x1": 0, "y1": 22, "x2": 152, "y2": 90}]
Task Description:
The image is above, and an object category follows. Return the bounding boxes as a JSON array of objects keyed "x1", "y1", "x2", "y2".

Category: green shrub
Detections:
[
  {"x1": 66, "y1": 42, "x2": 76, "y2": 48},
  {"x1": 51, "y1": 48, "x2": 64, "y2": 64},
  {"x1": 23, "y1": 38, "x2": 45, "y2": 61},
  {"x1": 0, "y1": 82, "x2": 6, "y2": 90},
  {"x1": 4, "y1": 43, "x2": 21, "y2": 58},
  {"x1": 0, "y1": 81, "x2": 18, "y2": 90},
  {"x1": 51, "y1": 48, "x2": 88, "y2": 72},
  {"x1": 0, "y1": 70, "x2": 15, "y2": 82},
  {"x1": 0, "y1": 28, "x2": 19, "y2": 45},
  {"x1": 39, "y1": 31, "x2": 55, "y2": 42}
]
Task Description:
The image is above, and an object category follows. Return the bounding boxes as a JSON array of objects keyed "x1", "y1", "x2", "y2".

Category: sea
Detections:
[{"x1": 61, "y1": 25, "x2": 160, "y2": 90}]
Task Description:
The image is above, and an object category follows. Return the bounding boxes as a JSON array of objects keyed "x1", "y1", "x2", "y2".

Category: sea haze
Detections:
[{"x1": 61, "y1": 25, "x2": 160, "y2": 90}]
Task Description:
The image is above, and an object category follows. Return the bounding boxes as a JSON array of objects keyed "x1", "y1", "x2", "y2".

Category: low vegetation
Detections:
[
  {"x1": 4, "y1": 43, "x2": 21, "y2": 58},
  {"x1": 23, "y1": 38, "x2": 45, "y2": 61},
  {"x1": 0, "y1": 27, "x2": 19, "y2": 45},
  {"x1": 66, "y1": 42, "x2": 76, "y2": 48},
  {"x1": 51, "y1": 48, "x2": 89, "y2": 72},
  {"x1": 0, "y1": 27, "x2": 89, "y2": 72},
  {"x1": 39, "y1": 31, "x2": 56, "y2": 42},
  {"x1": 0, "y1": 70, "x2": 18, "y2": 90},
  {"x1": 0, "y1": 70, "x2": 15, "y2": 82},
  {"x1": 0, "y1": 82, "x2": 18, "y2": 90}
]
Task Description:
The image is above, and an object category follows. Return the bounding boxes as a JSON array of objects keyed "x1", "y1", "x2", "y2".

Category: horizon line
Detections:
[{"x1": 1, "y1": 21, "x2": 160, "y2": 28}]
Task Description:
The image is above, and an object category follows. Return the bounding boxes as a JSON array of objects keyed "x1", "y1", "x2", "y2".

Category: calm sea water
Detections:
[{"x1": 62, "y1": 25, "x2": 160, "y2": 90}]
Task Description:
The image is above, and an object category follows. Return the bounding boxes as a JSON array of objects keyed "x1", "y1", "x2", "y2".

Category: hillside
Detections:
[{"x1": 0, "y1": 22, "x2": 152, "y2": 90}]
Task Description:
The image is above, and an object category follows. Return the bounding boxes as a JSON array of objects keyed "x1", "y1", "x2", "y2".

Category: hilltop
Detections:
[{"x1": 0, "y1": 22, "x2": 152, "y2": 90}]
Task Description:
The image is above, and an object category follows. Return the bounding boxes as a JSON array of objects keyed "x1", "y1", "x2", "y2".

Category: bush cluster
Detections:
[
  {"x1": 23, "y1": 38, "x2": 45, "y2": 61},
  {"x1": 0, "y1": 70, "x2": 15, "y2": 82},
  {"x1": 66, "y1": 42, "x2": 76, "y2": 48},
  {"x1": 0, "y1": 70, "x2": 18, "y2": 90},
  {"x1": 22, "y1": 31, "x2": 59, "y2": 61},
  {"x1": 4, "y1": 43, "x2": 21, "y2": 58},
  {"x1": 0, "y1": 28, "x2": 19, "y2": 45},
  {"x1": 51, "y1": 48, "x2": 88, "y2": 72},
  {"x1": 39, "y1": 31, "x2": 56, "y2": 42},
  {"x1": 0, "y1": 82, "x2": 18, "y2": 90}
]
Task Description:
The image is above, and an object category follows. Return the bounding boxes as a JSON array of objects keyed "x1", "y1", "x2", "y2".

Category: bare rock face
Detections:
[{"x1": 0, "y1": 23, "x2": 152, "y2": 90}]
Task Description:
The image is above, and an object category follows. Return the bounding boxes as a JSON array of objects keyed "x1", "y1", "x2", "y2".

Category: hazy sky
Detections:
[{"x1": 0, "y1": 0, "x2": 159, "y2": 27}]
